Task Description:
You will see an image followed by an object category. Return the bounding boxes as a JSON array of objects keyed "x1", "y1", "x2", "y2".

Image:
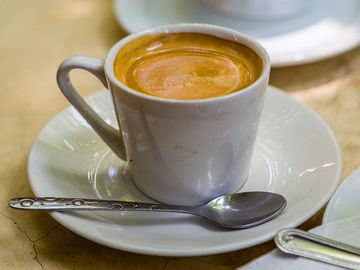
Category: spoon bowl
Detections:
[
  {"x1": 200, "y1": 192, "x2": 287, "y2": 229},
  {"x1": 9, "y1": 192, "x2": 286, "y2": 229}
]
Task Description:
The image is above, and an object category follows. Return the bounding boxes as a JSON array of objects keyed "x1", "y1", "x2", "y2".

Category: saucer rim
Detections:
[{"x1": 27, "y1": 86, "x2": 342, "y2": 256}]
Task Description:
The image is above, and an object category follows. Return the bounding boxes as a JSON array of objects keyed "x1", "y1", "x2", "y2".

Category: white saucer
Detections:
[
  {"x1": 322, "y1": 168, "x2": 360, "y2": 224},
  {"x1": 113, "y1": 0, "x2": 360, "y2": 67},
  {"x1": 28, "y1": 86, "x2": 341, "y2": 256}
]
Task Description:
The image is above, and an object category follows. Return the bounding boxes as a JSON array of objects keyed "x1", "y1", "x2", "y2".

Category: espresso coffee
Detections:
[{"x1": 114, "y1": 33, "x2": 262, "y2": 100}]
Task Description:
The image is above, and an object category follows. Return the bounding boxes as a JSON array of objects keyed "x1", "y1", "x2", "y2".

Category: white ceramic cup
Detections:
[{"x1": 57, "y1": 23, "x2": 270, "y2": 206}]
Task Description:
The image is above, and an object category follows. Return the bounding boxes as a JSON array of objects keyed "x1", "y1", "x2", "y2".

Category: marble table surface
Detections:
[{"x1": 1, "y1": 1, "x2": 359, "y2": 269}]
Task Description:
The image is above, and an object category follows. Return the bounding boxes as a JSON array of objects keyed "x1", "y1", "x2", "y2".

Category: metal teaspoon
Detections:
[
  {"x1": 9, "y1": 192, "x2": 286, "y2": 229},
  {"x1": 275, "y1": 228, "x2": 360, "y2": 269}
]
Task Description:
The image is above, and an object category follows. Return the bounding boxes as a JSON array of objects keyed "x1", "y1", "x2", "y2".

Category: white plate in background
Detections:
[
  {"x1": 113, "y1": 0, "x2": 360, "y2": 67},
  {"x1": 323, "y1": 168, "x2": 360, "y2": 224}
]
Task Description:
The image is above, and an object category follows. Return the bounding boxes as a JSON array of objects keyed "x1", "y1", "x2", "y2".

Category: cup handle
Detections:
[{"x1": 56, "y1": 56, "x2": 126, "y2": 160}]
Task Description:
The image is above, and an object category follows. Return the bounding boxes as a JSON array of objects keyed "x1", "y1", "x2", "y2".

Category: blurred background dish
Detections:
[
  {"x1": 202, "y1": 0, "x2": 308, "y2": 19},
  {"x1": 113, "y1": 0, "x2": 360, "y2": 67},
  {"x1": 322, "y1": 168, "x2": 360, "y2": 224},
  {"x1": 242, "y1": 169, "x2": 360, "y2": 269}
]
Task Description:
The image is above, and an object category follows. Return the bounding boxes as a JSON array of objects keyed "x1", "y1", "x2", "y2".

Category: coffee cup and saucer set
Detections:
[{"x1": 20, "y1": 0, "x2": 357, "y2": 258}]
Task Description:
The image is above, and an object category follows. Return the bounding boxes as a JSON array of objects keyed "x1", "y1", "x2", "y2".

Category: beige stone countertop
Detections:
[{"x1": 1, "y1": 1, "x2": 359, "y2": 269}]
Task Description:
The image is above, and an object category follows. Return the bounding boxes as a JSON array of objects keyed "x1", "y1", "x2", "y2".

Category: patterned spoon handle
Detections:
[{"x1": 8, "y1": 197, "x2": 192, "y2": 213}]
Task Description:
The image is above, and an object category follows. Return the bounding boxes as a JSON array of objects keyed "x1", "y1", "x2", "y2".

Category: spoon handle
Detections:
[
  {"x1": 275, "y1": 228, "x2": 360, "y2": 270},
  {"x1": 9, "y1": 197, "x2": 195, "y2": 214}
]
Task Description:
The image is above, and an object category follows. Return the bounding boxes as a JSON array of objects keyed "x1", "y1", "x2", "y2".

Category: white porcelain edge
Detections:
[{"x1": 322, "y1": 168, "x2": 360, "y2": 224}]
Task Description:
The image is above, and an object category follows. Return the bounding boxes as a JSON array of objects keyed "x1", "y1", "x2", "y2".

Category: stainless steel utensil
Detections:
[
  {"x1": 9, "y1": 192, "x2": 286, "y2": 229},
  {"x1": 275, "y1": 228, "x2": 360, "y2": 269}
]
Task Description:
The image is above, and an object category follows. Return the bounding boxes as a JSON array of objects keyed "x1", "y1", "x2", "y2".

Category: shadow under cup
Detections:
[{"x1": 58, "y1": 23, "x2": 270, "y2": 206}]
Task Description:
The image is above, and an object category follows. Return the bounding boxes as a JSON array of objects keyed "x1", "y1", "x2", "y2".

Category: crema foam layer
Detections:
[{"x1": 114, "y1": 33, "x2": 262, "y2": 100}]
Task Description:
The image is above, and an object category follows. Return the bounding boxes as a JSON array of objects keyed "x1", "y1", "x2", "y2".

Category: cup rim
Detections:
[{"x1": 104, "y1": 23, "x2": 270, "y2": 104}]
